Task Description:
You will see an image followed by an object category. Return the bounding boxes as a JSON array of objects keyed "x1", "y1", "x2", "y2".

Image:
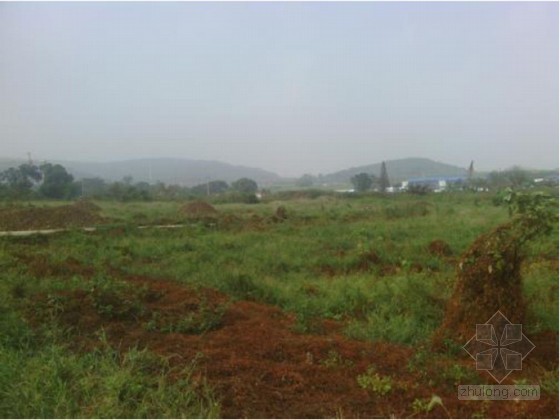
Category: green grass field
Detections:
[{"x1": 0, "y1": 191, "x2": 557, "y2": 418}]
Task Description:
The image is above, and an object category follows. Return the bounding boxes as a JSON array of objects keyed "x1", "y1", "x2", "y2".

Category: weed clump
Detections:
[{"x1": 356, "y1": 367, "x2": 393, "y2": 395}]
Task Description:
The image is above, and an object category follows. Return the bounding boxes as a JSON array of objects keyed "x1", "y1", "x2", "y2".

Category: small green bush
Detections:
[{"x1": 356, "y1": 367, "x2": 393, "y2": 395}]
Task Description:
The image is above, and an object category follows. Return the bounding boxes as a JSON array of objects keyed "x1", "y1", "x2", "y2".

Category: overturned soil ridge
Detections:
[
  {"x1": 434, "y1": 222, "x2": 526, "y2": 347},
  {"x1": 26, "y1": 274, "x2": 557, "y2": 419},
  {"x1": 0, "y1": 201, "x2": 105, "y2": 231}
]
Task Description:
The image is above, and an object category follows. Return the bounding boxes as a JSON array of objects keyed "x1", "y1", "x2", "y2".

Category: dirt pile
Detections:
[
  {"x1": 428, "y1": 239, "x2": 453, "y2": 257},
  {"x1": 181, "y1": 201, "x2": 218, "y2": 220},
  {"x1": 433, "y1": 222, "x2": 526, "y2": 347},
  {"x1": 0, "y1": 201, "x2": 105, "y2": 231}
]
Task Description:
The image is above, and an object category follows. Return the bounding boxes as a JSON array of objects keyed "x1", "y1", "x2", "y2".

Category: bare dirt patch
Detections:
[
  {"x1": 0, "y1": 201, "x2": 106, "y2": 231},
  {"x1": 27, "y1": 274, "x2": 557, "y2": 418},
  {"x1": 428, "y1": 239, "x2": 453, "y2": 257}
]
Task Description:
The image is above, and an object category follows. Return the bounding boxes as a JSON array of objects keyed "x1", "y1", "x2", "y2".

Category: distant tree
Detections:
[
  {"x1": 350, "y1": 173, "x2": 374, "y2": 192},
  {"x1": 0, "y1": 163, "x2": 42, "y2": 196},
  {"x1": 152, "y1": 182, "x2": 168, "y2": 200},
  {"x1": 488, "y1": 167, "x2": 530, "y2": 189},
  {"x1": 209, "y1": 180, "x2": 230, "y2": 194},
  {"x1": 39, "y1": 163, "x2": 77, "y2": 199},
  {"x1": 296, "y1": 174, "x2": 315, "y2": 188},
  {"x1": 191, "y1": 180, "x2": 229, "y2": 196},
  {"x1": 20, "y1": 163, "x2": 43, "y2": 184},
  {"x1": 81, "y1": 177, "x2": 107, "y2": 198},
  {"x1": 232, "y1": 178, "x2": 258, "y2": 194},
  {"x1": 505, "y1": 167, "x2": 530, "y2": 188},
  {"x1": 164, "y1": 184, "x2": 183, "y2": 200},
  {"x1": 135, "y1": 181, "x2": 151, "y2": 194},
  {"x1": 379, "y1": 161, "x2": 391, "y2": 193},
  {"x1": 107, "y1": 182, "x2": 125, "y2": 201}
]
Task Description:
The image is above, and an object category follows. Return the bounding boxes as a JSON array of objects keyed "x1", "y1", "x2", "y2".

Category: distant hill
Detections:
[
  {"x1": 0, "y1": 158, "x2": 281, "y2": 187},
  {"x1": 321, "y1": 158, "x2": 469, "y2": 184}
]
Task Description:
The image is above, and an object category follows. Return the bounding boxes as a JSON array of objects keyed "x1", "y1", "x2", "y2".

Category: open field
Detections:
[{"x1": 0, "y1": 192, "x2": 558, "y2": 418}]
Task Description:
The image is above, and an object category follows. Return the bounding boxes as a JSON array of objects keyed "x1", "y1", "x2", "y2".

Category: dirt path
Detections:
[{"x1": 0, "y1": 224, "x2": 186, "y2": 237}]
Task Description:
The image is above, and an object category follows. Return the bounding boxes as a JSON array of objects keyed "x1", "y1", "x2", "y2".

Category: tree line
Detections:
[
  {"x1": 0, "y1": 162, "x2": 260, "y2": 202},
  {"x1": 348, "y1": 164, "x2": 557, "y2": 194}
]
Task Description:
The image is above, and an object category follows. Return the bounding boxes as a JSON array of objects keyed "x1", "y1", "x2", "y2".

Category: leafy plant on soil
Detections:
[
  {"x1": 320, "y1": 349, "x2": 354, "y2": 368},
  {"x1": 356, "y1": 367, "x2": 393, "y2": 395},
  {"x1": 438, "y1": 363, "x2": 479, "y2": 386},
  {"x1": 411, "y1": 395, "x2": 449, "y2": 417}
]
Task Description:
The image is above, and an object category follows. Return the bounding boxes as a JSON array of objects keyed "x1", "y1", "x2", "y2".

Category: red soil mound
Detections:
[{"x1": 181, "y1": 201, "x2": 218, "y2": 219}]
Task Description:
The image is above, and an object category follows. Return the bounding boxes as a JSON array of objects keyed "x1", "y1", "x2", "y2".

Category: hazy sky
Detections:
[{"x1": 1, "y1": 2, "x2": 558, "y2": 177}]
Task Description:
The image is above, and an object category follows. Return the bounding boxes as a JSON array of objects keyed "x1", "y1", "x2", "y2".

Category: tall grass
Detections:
[{"x1": 0, "y1": 343, "x2": 219, "y2": 418}]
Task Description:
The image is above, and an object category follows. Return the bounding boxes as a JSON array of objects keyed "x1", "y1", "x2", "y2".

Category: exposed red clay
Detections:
[{"x1": 27, "y1": 274, "x2": 558, "y2": 419}]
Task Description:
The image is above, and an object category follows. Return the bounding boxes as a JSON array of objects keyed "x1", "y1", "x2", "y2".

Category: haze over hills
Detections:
[
  {"x1": 0, "y1": 158, "x2": 281, "y2": 187},
  {"x1": 2, "y1": 3, "x2": 557, "y2": 180},
  {"x1": 1, "y1": 156, "x2": 557, "y2": 188},
  {"x1": 321, "y1": 158, "x2": 470, "y2": 184}
]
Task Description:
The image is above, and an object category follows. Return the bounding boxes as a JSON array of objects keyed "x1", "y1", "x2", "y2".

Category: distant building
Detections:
[{"x1": 402, "y1": 176, "x2": 466, "y2": 192}]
